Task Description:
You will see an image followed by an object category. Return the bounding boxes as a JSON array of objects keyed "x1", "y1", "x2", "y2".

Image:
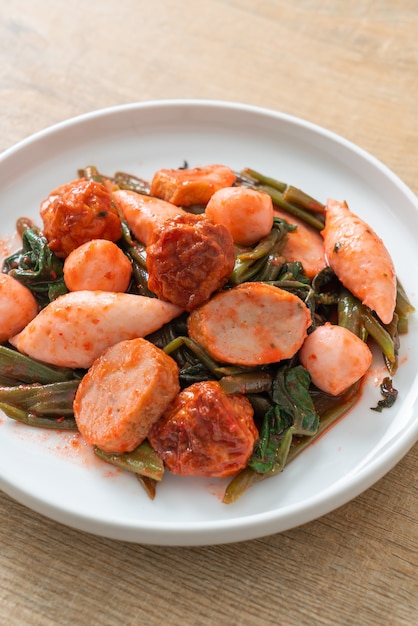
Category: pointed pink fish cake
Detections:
[
  {"x1": 321, "y1": 199, "x2": 396, "y2": 324},
  {"x1": 9, "y1": 291, "x2": 182, "y2": 369}
]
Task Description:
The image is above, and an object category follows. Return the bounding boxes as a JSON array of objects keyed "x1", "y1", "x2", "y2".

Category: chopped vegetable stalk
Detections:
[
  {"x1": 124, "y1": 241, "x2": 147, "y2": 268},
  {"x1": 382, "y1": 314, "x2": 400, "y2": 376},
  {"x1": 0, "y1": 380, "x2": 79, "y2": 416},
  {"x1": 260, "y1": 185, "x2": 325, "y2": 230},
  {"x1": 0, "y1": 402, "x2": 77, "y2": 430},
  {"x1": 78, "y1": 164, "x2": 105, "y2": 183},
  {"x1": 163, "y1": 336, "x2": 245, "y2": 377},
  {"x1": 256, "y1": 254, "x2": 286, "y2": 283},
  {"x1": 222, "y1": 466, "x2": 262, "y2": 504},
  {"x1": 229, "y1": 222, "x2": 290, "y2": 285},
  {"x1": 239, "y1": 168, "x2": 287, "y2": 192},
  {"x1": 236, "y1": 226, "x2": 284, "y2": 261},
  {"x1": 219, "y1": 371, "x2": 273, "y2": 395},
  {"x1": 239, "y1": 168, "x2": 325, "y2": 229},
  {"x1": 395, "y1": 278, "x2": 415, "y2": 332},
  {"x1": 114, "y1": 171, "x2": 151, "y2": 194},
  {"x1": 94, "y1": 441, "x2": 164, "y2": 481},
  {"x1": 0, "y1": 345, "x2": 77, "y2": 386},
  {"x1": 241, "y1": 168, "x2": 325, "y2": 215},
  {"x1": 338, "y1": 288, "x2": 368, "y2": 341},
  {"x1": 122, "y1": 240, "x2": 156, "y2": 297},
  {"x1": 283, "y1": 185, "x2": 325, "y2": 214},
  {"x1": 230, "y1": 255, "x2": 269, "y2": 285},
  {"x1": 361, "y1": 307, "x2": 397, "y2": 367},
  {"x1": 337, "y1": 288, "x2": 398, "y2": 372},
  {"x1": 136, "y1": 474, "x2": 158, "y2": 500}
]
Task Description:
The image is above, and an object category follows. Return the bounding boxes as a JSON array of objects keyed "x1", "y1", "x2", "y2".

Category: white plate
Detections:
[{"x1": 0, "y1": 100, "x2": 417, "y2": 546}]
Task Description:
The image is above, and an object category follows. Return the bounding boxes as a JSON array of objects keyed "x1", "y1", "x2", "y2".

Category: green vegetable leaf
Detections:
[
  {"x1": 247, "y1": 365, "x2": 320, "y2": 475},
  {"x1": 272, "y1": 365, "x2": 320, "y2": 436},
  {"x1": 3, "y1": 228, "x2": 67, "y2": 306},
  {"x1": 248, "y1": 405, "x2": 294, "y2": 474}
]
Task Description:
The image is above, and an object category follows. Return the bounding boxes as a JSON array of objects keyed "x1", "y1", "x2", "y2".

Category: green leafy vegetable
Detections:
[
  {"x1": 271, "y1": 365, "x2": 320, "y2": 435},
  {"x1": 248, "y1": 406, "x2": 294, "y2": 474},
  {"x1": 248, "y1": 365, "x2": 320, "y2": 475},
  {"x1": 3, "y1": 227, "x2": 67, "y2": 306},
  {"x1": 371, "y1": 377, "x2": 398, "y2": 412}
]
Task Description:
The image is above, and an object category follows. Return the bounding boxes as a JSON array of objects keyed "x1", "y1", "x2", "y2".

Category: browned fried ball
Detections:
[
  {"x1": 148, "y1": 380, "x2": 258, "y2": 478},
  {"x1": 40, "y1": 178, "x2": 122, "y2": 257},
  {"x1": 146, "y1": 213, "x2": 235, "y2": 311}
]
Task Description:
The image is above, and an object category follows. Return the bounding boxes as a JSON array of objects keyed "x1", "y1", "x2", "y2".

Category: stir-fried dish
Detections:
[{"x1": 0, "y1": 163, "x2": 414, "y2": 502}]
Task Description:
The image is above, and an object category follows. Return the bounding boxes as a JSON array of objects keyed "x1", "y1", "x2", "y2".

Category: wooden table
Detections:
[{"x1": 0, "y1": 1, "x2": 417, "y2": 624}]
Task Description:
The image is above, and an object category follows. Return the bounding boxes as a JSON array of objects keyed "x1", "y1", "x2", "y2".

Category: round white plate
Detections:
[{"x1": 0, "y1": 100, "x2": 417, "y2": 546}]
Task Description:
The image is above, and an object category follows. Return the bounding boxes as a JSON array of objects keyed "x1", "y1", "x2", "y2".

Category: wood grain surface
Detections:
[{"x1": 0, "y1": 1, "x2": 417, "y2": 624}]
